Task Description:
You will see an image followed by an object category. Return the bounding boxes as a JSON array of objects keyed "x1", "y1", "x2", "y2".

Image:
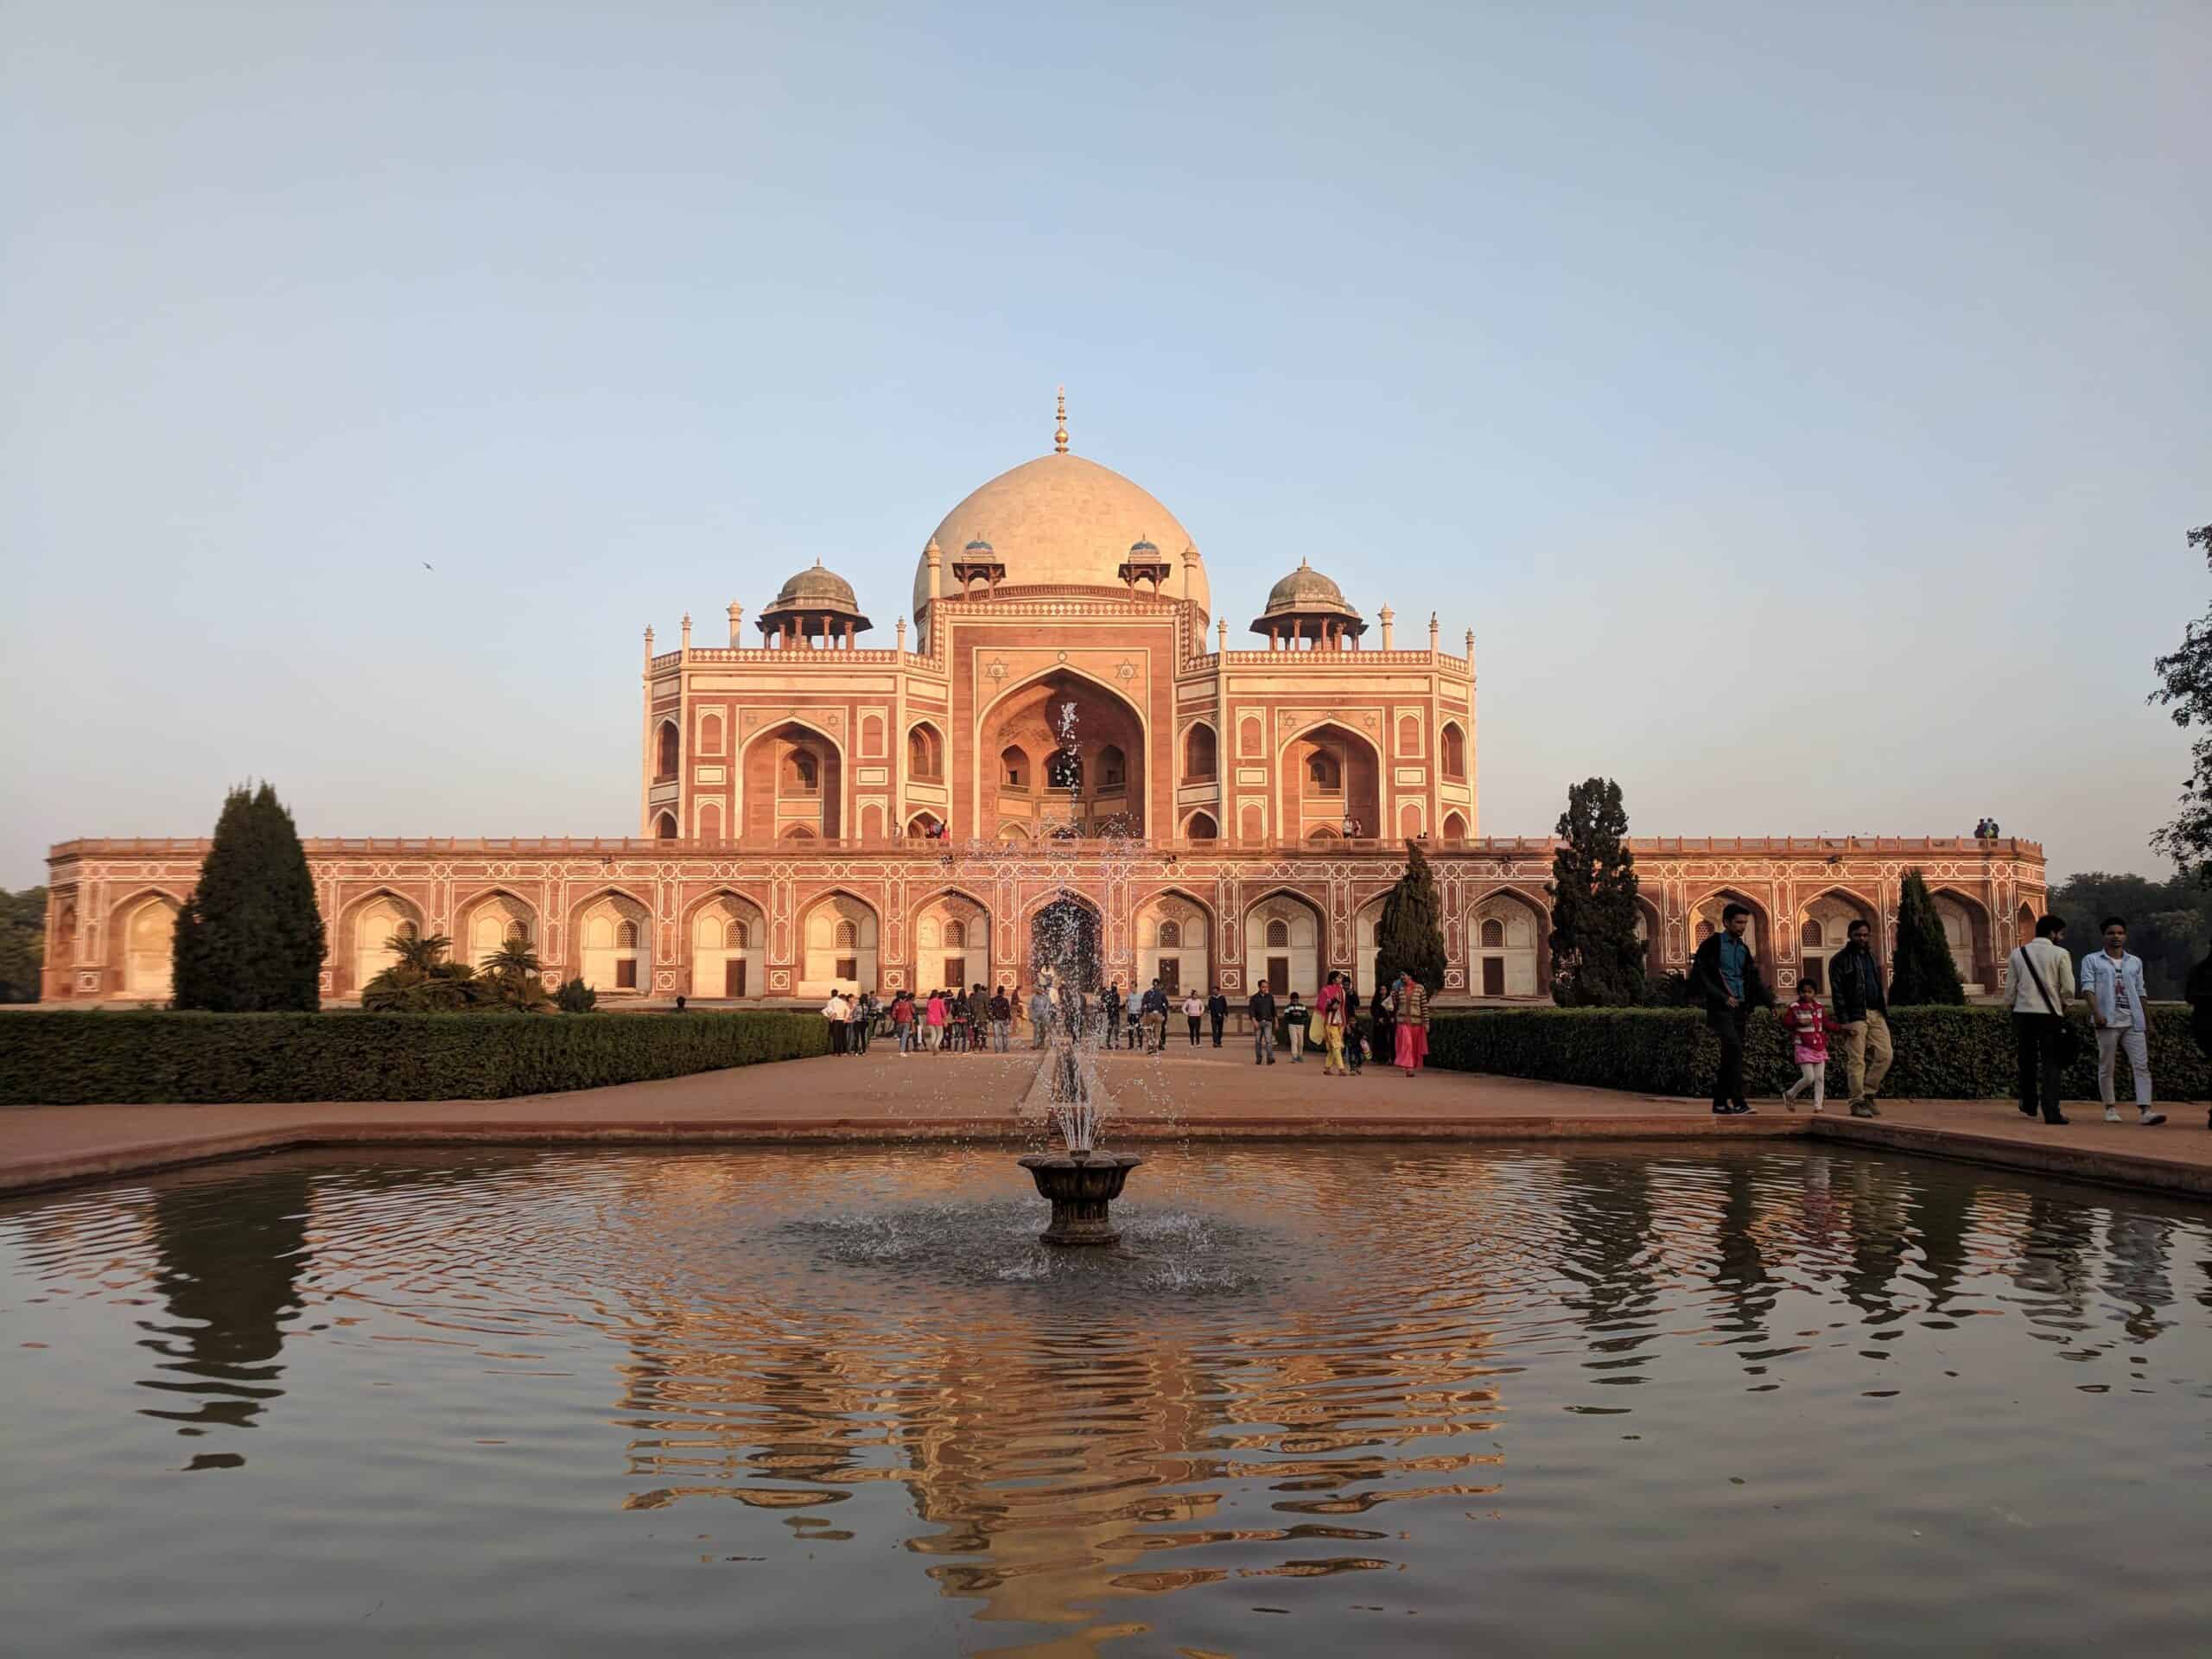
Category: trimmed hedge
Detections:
[
  {"x1": 0, "y1": 1010, "x2": 830, "y2": 1106},
  {"x1": 1427, "y1": 1004, "x2": 2212, "y2": 1102}
]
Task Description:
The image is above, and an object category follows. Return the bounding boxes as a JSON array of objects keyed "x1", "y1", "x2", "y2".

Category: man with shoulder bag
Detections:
[{"x1": 2007, "y1": 914, "x2": 2077, "y2": 1126}]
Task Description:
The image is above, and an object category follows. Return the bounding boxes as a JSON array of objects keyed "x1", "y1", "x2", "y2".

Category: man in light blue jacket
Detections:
[{"x1": 2078, "y1": 917, "x2": 2166, "y2": 1126}]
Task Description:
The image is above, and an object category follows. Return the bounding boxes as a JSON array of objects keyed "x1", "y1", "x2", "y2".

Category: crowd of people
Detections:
[
  {"x1": 1692, "y1": 900, "x2": 2178, "y2": 1128},
  {"x1": 815, "y1": 968, "x2": 1437, "y2": 1075}
]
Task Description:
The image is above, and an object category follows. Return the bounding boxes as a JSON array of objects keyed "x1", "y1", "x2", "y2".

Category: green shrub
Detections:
[
  {"x1": 1427, "y1": 1003, "x2": 2210, "y2": 1102},
  {"x1": 556, "y1": 977, "x2": 598, "y2": 1014},
  {"x1": 0, "y1": 1010, "x2": 829, "y2": 1106}
]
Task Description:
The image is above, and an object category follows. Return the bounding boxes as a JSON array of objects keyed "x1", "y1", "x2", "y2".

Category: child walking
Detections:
[{"x1": 1778, "y1": 979, "x2": 1840, "y2": 1112}]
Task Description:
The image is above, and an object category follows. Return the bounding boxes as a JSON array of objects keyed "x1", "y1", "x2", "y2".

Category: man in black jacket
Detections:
[
  {"x1": 1101, "y1": 982, "x2": 1123, "y2": 1050},
  {"x1": 1827, "y1": 918, "x2": 1890, "y2": 1119},
  {"x1": 1688, "y1": 904, "x2": 1771, "y2": 1116},
  {"x1": 1206, "y1": 988, "x2": 1229, "y2": 1047},
  {"x1": 1248, "y1": 981, "x2": 1279, "y2": 1065}
]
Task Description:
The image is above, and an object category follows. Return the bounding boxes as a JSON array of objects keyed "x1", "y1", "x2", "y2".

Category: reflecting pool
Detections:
[{"x1": 3, "y1": 1144, "x2": 2209, "y2": 1656}]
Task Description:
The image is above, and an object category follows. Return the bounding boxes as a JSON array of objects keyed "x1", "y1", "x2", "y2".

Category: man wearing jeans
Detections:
[
  {"x1": 2077, "y1": 917, "x2": 2165, "y2": 1126},
  {"x1": 1827, "y1": 919, "x2": 1891, "y2": 1119},
  {"x1": 2007, "y1": 914, "x2": 2076, "y2": 1125},
  {"x1": 1688, "y1": 904, "x2": 1770, "y2": 1115},
  {"x1": 1248, "y1": 980, "x2": 1278, "y2": 1065},
  {"x1": 988, "y1": 985, "x2": 1013, "y2": 1052}
]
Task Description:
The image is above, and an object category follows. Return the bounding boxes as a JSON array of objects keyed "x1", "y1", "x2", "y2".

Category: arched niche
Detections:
[
  {"x1": 574, "y1": 890, "x2": 652, "y2": 994},
  {"x1": 799, "y1": 891, "x2": 879, "y2": 996},
  {"x1": 1243, "y1": 889, "x2": 1323, "y2": 1001},
  {"x1": 342, "y1": 890, "x2": 423, "y2": 997},
  {"x1": 689, "y1": 892, "x2": 766, "y2": 999},
  {"x1": 912, "y1": 889, "x2": 993, "y2": 995},
  {"x1": 746, "y1": 719, "x2": 842, "y2": 839},
  {"x1": 1469, "y1": 887, "x2": 1548, "y2": 999},
  {"x1": 978, "y1": 668, "x2": 1147, "y2": 839},
  {"x1": 457, "y1": 890, "x2": 538, "y2": 969},
  {"x1": 1134, "y1": 889, "x2": 1212, "y2": 997},
  {"x1": 1279, "y1": 720, "x2": 1381, "y2": 842}
]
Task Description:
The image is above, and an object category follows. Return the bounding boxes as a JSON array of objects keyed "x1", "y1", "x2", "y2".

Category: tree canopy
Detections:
[
  {"x1": 172, "y1": 783, "x2": 326, "y2": 1012},
  {"x1": 1889, "y1": 869, "x2": 1966, "y2": 1005},
  {"x1": 1374, "y1": 840, "x2": 1447, "y2": 996},
  {"x1": 1546, "y1": 777, "x2": 1646, "y2": 1007},
  {"x1": 0, "y1": 887, "x2": 46, "y2": 1003},
  {"x1": 2148, "y1": 523, "x2": 2212, "y2": 877}
]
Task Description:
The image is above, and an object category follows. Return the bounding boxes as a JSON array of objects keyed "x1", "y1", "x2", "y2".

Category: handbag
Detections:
[{"x1": 2014, "y1": 945, "x2": 2081, "y2": 1065}]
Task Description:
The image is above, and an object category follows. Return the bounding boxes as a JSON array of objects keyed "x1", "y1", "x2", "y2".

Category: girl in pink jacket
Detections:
[{"x1": 1779, "y1": 981, "x2": 1841, "y2": 1112}]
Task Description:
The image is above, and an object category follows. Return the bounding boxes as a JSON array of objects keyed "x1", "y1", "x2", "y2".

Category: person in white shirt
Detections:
[
  {"x1": 2007, "y1": 915, "x2": 2077, "y2": 1125},
  {"x1": 2077, "y1": 917, "x2": 2166, "y2": 1126},
  {"x1": 821, "y1": 989, "x2": 851, "y2": 1056}
]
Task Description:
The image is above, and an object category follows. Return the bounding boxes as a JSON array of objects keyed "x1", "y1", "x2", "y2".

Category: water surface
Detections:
[{"x1": 3, "y1": 1144, "x2": 2208, "y2": 1656}]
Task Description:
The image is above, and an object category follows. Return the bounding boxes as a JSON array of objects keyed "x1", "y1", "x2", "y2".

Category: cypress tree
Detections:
[
  {"x1": 1547, "y1": 777, "x2": 1647, "y2": 1007},
  {"x1": 1888, "y1": 868, "x2": 1965, "y2": 1006},
  {"x1": 172, "y1": 783, "x2": 326, "y2": 1011},
  {"x1": 1375, "y1": 840, "x2": 1447, "y2": 996}
]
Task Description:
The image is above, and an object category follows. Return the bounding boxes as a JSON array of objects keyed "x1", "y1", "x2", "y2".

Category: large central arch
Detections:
[
  {"x1": 976, "y1": 668, "x2": 1148, "y2": 841},
  {"x1": 1028, "y1": 890, "x2": 1103, "y2": 992}
]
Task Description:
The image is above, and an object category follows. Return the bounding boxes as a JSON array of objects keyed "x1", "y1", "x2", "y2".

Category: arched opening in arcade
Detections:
[
  {"x1": 1135, "y1": 890, "x2": 1212, "y2": 996},
  {"x1": 1183, "y1": 721, "x2": 1217, "y2": 782},
  {"x1": 1244, "y1": 890, "x2": 1324, "y2": 1001},
  {"x1": 116, "y1": 893, "x2": 181, "y2": 1001},
  {"x1": 1280, "y1": 721, "x2": 1381, "y2": 842},
  {"x1": 690, "y1": 892, "x2": 766, "y2": 999},
  {"x1": 982, "y1": 671, "x2": 1147, "y2": 841},
  {"x1": 914, "y1": 890, "x2": 992, "y2": 995},
  {"x1": 1932, "y1": 887, "x2": 1995, "y2": 995},
  {"x1": 575, "y1": 891, "x2": 652, "y2": 993},
  {"x1": 344, "y1": 890, "x2": 423, "y2": 997},
  {"x1": 458, "y1": 890, "x2": 537, "y2": 970},
  {"x1": 747, "y1": 721, "x2": 842, "y2": 839},
  {"x1": 1796, "y1": 888, "x2": 1878, "y2": 994},
  {"x1": 1182, "y1": 810, "x2": 1219, "y2": 842},
  {"x1": 1470, "y1": 888, "x2": 1548, "y2": 999},
  {"x1": 1029, "y1": 893, "x2": 1102, "y2": 993},
  {"x1": 799, "y1": 892, "x2": 878, "y2": 996},
  {"x1": 1693, "y1": 889, "x2": 1774, "y2": 984}
]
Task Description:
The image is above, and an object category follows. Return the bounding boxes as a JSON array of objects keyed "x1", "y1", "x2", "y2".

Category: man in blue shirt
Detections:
[{"x1": 1688, "y1": 903, "x2": 1773, "y2": 1116}]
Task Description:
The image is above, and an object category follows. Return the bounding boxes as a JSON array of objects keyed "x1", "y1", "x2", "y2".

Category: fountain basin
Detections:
[{"x1": 1016, "y1": 1151, "x2": 1145, "y2": 1245}]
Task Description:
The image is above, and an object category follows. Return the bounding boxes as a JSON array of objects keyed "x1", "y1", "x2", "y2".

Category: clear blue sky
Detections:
[{"x1": 4, "y1": 2, "x2": 2206, "y2": 889}]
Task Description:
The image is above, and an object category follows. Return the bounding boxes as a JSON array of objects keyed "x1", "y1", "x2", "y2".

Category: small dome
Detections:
[
  {"x1": 1128, "y1": 537, "x2": 1160, "y2": 556},
  {"x1": 771, "y1": 558, "x2": 858, "y2": 610},
  {"x1": 759, "y1": 557, "x2": 872, "y2": 635},
  {"x1": 1250, "y1": 557, "x2": 1365, "y2": 636},
  {"x1": 962, "y1": 538, "x2": 995, "y2": 556}
]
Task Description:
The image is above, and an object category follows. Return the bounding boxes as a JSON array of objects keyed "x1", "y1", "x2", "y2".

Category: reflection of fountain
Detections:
[{"x1": 1014, "y1": 696, "x2": 1142, "y2": 1243}]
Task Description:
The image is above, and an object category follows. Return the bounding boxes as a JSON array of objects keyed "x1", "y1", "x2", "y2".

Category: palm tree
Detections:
[
  {"x1": 388, "y1": 931, "x2": 453, "y2": 974},
  {"x1": 482, "y1": 938, "x2": 542, "y2": 982}
]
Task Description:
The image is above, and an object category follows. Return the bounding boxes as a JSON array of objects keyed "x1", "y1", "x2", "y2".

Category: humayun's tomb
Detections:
[{"x1": 41, "y1": 400, "x2": 2044, "y2": 1006}]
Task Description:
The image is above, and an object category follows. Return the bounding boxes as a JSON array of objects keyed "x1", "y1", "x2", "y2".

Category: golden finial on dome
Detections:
[{"x1": 1054, "y1": 386, "x2": 1068, "y2": 454}]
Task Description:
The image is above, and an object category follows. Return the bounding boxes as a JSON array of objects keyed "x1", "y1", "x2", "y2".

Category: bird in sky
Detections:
[{"x1": 422, "y1": 561, "x2": 435, "y2": 571}]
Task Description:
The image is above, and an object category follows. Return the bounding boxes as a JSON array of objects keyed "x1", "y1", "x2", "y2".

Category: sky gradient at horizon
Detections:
[{"x1": 3, "y1": 3, "x2": 2208, "y2": 889}]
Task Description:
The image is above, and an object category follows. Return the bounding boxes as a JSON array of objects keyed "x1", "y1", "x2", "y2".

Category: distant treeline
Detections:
[
  {"x1": 0, "y1": 887, "x2": 44, "y2": 1003},
  {"x1": 2050, "y1": 870, "x2": 2212, "y2": 1001}
]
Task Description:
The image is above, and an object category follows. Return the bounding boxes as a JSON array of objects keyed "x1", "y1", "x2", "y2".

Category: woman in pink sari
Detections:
[{"x1": 1390, "y1": 972, "x2": 1428, "y2": 1076}]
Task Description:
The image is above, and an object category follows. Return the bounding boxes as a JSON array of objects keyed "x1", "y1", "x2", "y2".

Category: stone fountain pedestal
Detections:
[{"x1": 1016, "y1": 1151, "x2": 1146, "y2": 1246}]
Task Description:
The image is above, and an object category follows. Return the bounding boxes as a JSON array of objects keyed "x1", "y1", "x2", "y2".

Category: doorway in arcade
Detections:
[{"x1": 1030, "y1": 897, "x2": 1101, "y2": 993}]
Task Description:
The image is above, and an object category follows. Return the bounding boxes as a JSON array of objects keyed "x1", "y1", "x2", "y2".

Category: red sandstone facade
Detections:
[{"x1": 40, "y1": 416, "x2": 2045, "y2": 1006}]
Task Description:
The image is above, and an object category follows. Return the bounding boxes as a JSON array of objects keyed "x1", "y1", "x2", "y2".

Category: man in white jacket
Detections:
[{"x1": 2077, "y1": 917, "x2": 2166, "y2": 1126}]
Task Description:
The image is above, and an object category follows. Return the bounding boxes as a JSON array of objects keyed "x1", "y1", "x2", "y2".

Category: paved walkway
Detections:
[{"x1": 3, "y1": 1042, "x2": 2209, "y2": 1199}]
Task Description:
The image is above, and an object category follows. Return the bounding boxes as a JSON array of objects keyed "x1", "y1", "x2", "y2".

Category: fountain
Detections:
[{"x1": 1014, "y1": 697, "x2": 1144, "y2": 1244}]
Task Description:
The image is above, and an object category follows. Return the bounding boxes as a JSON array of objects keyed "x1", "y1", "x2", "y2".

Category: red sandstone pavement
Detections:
[{"x1": 3, "y1": 1043, "x2": 2209, "y2": 1199}]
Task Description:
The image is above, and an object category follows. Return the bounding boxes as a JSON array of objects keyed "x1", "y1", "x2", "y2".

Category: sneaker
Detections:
[
  {"x1": 2139, "y1": 1110, "x2": 2167, "y2": 1127},
  {"x1": 1813, "y1": 1103, "x2": 1825, "y2": 1113},
  {"x1": 2018, "y1": 1102, "x2": 2038, "y2": 1117},
  {"x1": 1849, "y1": 1101, "x2": 1877, "y2": 1118},
  {"x1": 1860, "y1": 1101, "x2": 1881, "y2": 1117},
  {"x1": 2105, "y1": 1108, "x2": 2124, "y2": 1123},
  {"x1": 2044, "y1": 1115, "x2": 2070, "y2": 1125}
]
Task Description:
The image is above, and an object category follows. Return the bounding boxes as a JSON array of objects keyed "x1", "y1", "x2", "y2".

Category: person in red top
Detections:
[{"x1": 1778, "y1": 978, "x2": 1842, "y2": 1112}]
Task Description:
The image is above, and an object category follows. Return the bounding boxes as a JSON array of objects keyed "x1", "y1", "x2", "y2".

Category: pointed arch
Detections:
[
  {"x1": 684, "y1": 888, "x2": 767, "y2": 999},
  {"x1": 568, "y1": 886, "x2": 653, "y2": 995},
  {"x1": 906, "y1": 719, "x2": 945, "y2": 782},
  {"x1": 1181, "y1": 810, "x2": 1219, "y2": 842},
  {"x1": 909, "y1": 885, "x2": 993, "y2": 992},
  {"x1": 1243, "y1": 886, "x2": 1325, "y2": 1001},
  {"x1": 1441, "y1": 810, "x2": 1469, "y2": 843},
  {"x1": 1440, "y1": 720, "x2": 1467, "y2": 781},
  {"x1": 798, "y1": 888, "x2": 880, "y2": 995},
  {"x1": 1796, "y1": 884, "x2": 1879, "y2": 994},
  {"x1": 1929, "y1": 885, "x2": 1996, "y2": 993},
  {"x1": 655, "y1": 719, "x2": 679, "y2": 779},
  {"x1": 1183, "y1": 720, "x2": 1217, "y2": 782},
  {"x1": 1690, "y1": 887, "x2": 1773, "y2": 982},
  {"x1": 1133, "y1": 885, "x2": 1217, "y2": 996},
  {"x1": 109, "y1": 887, "x2": 186, "y2": 1001},
  {"x1": 653, "y1": 810, "x2": 678, "y2": 841},
  {"x1": 975, "y1": 664, "x2": 1151, "y2": 840},
  {"x1": 455, "y1": 887, "x2": 540, "y2": 970},
  {"x1": 337, "y1": 887, "x2": 427, "y2": 997},
  {"x1": 1467, "y1": 885, "x2": 1549, "y2": 1000},
  {"x1": 739, "y1": 714, "x2": 846, "y2": 840},
  {"x1": 1276, "y1": 717, "x2": 1383, "y2": 842}
]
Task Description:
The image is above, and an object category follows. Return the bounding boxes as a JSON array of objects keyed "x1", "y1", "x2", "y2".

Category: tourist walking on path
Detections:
[
  {"x1": 1388, "y1": 972, "x2": 1428, "y2": 1076},
  {"x1": 1102, "y1": 982, "x2": 1124, "y2": 1050},
  {"x1": 2079, "y1": 918, "x2": 2165, "y2": 1126},
  {"x1": 925, "y1": 988, "x2": 947, "y2": 1052},
  {"x1": 1318, "y1": 973, "x2": 1349, "y2": 1075},
  {"x1": 1829, "y1": 918, "x2": 1891, "y2": 1118},
  {"x1": 1369, "y1": 984, "x2": 1395, "y2": 1074},
  {"x1": 1183, "y1": 989, "x2": 1205, "y2": 1046},
  {"x1": 1689, "y1": 904, "x2": 1771, "y2": 1115},
  {"x1": 1249, "y1": 981, "x2": 1279, "y2": 1065},
  {"x1": 988, "y1": 986, "x2": 1013, "y2": 1052},
  {"x1": 1283, "y1": 991, "x2": 1311, "y2": 1063},
  {"x1": 1777, "y1": 980, "x2": 1840, "y2": 1112},
  {"x1": 822, "y1": 988, "x2": 851, "y2": 1055},
  {"x1": 1028, "y1": 985, "x2": 1050, "y2": 1047},
  {"x1": 2007, "y1": 915, "x2": 2076, "y2": 1125},
  {"x1": 851, "y1": 991, "x2": 876, "y2": 1055},
  {"x1": 1206, "y1": 988, "x2": 1228, "y2": 1047},
  {"x1": 892, "y1": 989, "x2": 915, "y2": 1053},
  {"x1": 1140, "y1": 980, "x2": 1169, "y2": 1052}
]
